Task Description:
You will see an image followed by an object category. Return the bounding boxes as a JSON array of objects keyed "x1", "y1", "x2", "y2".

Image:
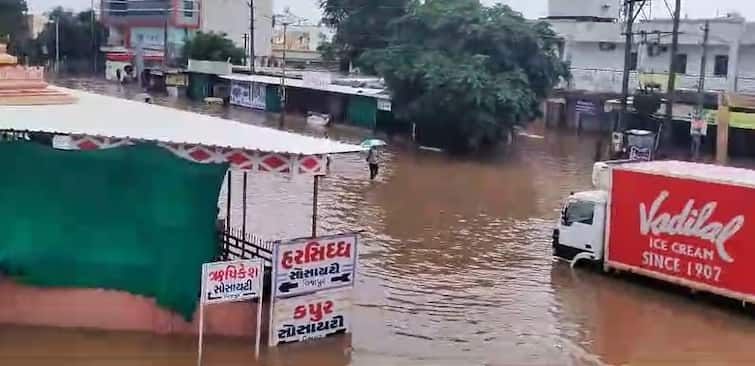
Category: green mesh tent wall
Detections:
[{"x1": 0, "y1": 141, "x2": 228, "y2": 320}]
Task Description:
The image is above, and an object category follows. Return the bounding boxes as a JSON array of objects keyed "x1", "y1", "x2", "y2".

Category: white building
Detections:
[
  {"x1": 547, "y1": 0, "x2": 755, "y2": 94},
  {"x1": 200, "y1": 0, "x2": 273, "y2": 65}
]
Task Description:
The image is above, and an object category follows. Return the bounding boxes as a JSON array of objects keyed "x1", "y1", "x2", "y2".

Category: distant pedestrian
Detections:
[
  {"x1": 690, "y1": 116, "x2": 707, "y2": 161},
  {"x1": 367, "y1": 146, "x2": 380, "y2": 180}
]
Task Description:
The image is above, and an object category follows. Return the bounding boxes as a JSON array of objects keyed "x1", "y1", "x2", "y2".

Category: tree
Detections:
[
  {"x1": 0, "y1": 0, "x2": 28, "y2": 51},
  {"x1": 361, "y1": 0, "x2": 570, "y2": 153},
  {"x1": 180, "y1": 32, "x2": 245, "y2": 66},
  {"x1": 319, "y1": 0, "x2": 409, "y2": 71},
  {"x1": 30, "y1": 8, "x2": 107, "y2": 66}
]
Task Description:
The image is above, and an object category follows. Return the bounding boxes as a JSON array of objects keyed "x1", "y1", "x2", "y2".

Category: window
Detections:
[
  {"x1": 562, "y1": 201, "x2": 595, "y2": 226},
  {"x1": 675, "y1": 54, "x2": 687, "y2": 74},
  {"x1": 714, "y1": 55, "x2": 729, "y2": 77},
  {"x1": 629, "y1": 52, "x2": 638, "y2": 71},
  {"x1": 184, "y1": 0, "x2": 193, "y2": 17}
]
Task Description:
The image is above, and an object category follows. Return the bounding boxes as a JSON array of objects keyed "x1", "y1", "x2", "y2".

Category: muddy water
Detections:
[{"x1": 5, "y1": 77, "x2": 755, "y2": 365}]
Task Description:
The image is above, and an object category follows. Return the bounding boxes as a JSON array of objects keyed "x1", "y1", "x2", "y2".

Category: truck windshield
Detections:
[{"x1": 564, "y1": 200, "x2": 595, "y2": 225}]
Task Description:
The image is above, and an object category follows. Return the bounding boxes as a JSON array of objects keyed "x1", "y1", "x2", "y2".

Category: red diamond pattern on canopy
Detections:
[
  {"x1": 258, "y1": 153, "x2": 291, "y2": 173},
  {"x1": 53, "y1": 135, "x2": 326, "y2": 176},
  {"x1": 70, "y1": 135, "x2": 134, "y2": 150},
  {"x1": 297, "y1": 155, "x2": 325, "y2": 175}
]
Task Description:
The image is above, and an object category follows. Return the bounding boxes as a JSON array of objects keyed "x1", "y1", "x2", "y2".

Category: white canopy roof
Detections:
[
  {"x1": 0, "y1": 87, "x2": 364, "y2": 155},
  {"x1": 221, "y1": 73, "x2": 391, "y2": 99}
]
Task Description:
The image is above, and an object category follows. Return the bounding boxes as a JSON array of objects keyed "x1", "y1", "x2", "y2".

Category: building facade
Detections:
[
  {"x1": 547, "y1": 0, "x2": 755, "y2": 95},
  {"x1": 200, "y1": 0, "x2": 273, "y2": 65},
  {"x1": 101, "y1": 0, "x2": 200, "y2": 63}
]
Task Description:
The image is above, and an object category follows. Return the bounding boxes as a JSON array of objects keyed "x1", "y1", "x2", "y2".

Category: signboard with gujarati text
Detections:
[
  {"x1": 230, "y1": 80, "x2": 266, "y2": 110},
  {"x1": 607, "y1": 169, "x2": 755, "y2": 300},
  {"x1": 201, "y1": 259, "x2": 263, "y2": 305},
  {"x1": 272, "y1": 233, "x2": 357, "y2": 298},
  {"x1": 269, "y1": 288, "x2": 352, "y2": 346}
]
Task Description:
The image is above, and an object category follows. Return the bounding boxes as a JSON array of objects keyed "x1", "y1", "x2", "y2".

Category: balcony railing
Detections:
[{"x1": 561, "y1": 68, "x2": 732, "y2": 94}]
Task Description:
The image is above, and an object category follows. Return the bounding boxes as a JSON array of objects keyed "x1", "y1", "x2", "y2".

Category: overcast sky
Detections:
[{"x1": 27, "y1": 0, "x2": 755, "y2": 21}]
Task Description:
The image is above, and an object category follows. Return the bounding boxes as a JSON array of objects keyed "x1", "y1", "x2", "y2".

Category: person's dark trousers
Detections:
[{"x1": 369, "y1": 163, "x2": 379, "y2": 179}]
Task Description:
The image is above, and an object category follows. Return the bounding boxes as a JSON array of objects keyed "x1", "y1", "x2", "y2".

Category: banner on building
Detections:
[
  {"x1": 269, "y1": 288, "x2": 352, "y2": 346},
  {"x1": 576, "y1": 100, "x2": 597, "y2": 115},
  {"x1": 230, "y1": 81, "x2": 266, "y2": 110},
  {"x1": 377, "y1": 99, "x2": 392, "y2": 112}
]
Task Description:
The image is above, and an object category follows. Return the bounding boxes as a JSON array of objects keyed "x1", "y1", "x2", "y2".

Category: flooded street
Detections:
[{"x1": 5, "y1": 77, "x2": 755, "y2": 365}]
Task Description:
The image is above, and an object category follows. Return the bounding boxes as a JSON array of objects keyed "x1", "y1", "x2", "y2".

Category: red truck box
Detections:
[{"x1": 606, "y1": 161, "x2": 755, "y2": 302}]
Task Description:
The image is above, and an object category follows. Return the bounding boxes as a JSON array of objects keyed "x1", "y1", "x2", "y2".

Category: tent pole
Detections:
[
  {"x1": 242, "y1": 171, "x2": 248, "y2": 239},
  {"x1": 226, "y1": 170, "x2": 232, "y2": 233},
  {"x1": 312, "y1": 175, "x2": 319, "y2": 238}
]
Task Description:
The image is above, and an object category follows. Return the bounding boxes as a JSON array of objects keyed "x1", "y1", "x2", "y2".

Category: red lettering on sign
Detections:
[
  {"x1": 280, "y1": 239, "x2": 353, "y2": 269},
  {"x1": 292, "y1": 301, "x2": 334, "y2": 321}
]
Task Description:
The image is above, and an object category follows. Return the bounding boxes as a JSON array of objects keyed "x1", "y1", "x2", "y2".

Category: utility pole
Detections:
[
  {"x1": 619, "y1": 0, "x2": 637, "y2": 131},
  {"x1": 248, "y1": 1, "x2": 255, "y2": 72},
  {"x1": 660, "y1": 0, "x2": 682, "y2": 151},
  {"x1": 242, "y1": 33, "x2": 249, "y2": 66},
  {"x1": 91, "y1": 0, "x2": 96, "y2": 74},
  {"x1": 696, "y1": 21, "x2": 710, "y2": 116},
  {"x1": 163, "y1": 7, "x2": 170, "y2": 67},
  {"x1": 279, "y1": 21, "x2": 288, "y2": 126},
  {"x1": 691, "y1": 20, "x2": 709, "y2": 160}
]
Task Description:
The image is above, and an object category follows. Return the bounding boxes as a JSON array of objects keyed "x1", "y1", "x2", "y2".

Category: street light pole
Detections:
[{"x1": 55, "y1": 17, "x2": 60, "y2": 74}]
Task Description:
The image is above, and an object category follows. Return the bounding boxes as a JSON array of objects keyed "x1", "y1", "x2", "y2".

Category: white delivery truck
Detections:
[{"x1": 554, "y1": 160, "x2": 755, "y2": 304}]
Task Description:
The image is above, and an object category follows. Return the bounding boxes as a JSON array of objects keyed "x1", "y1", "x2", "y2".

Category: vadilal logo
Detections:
[{"x1": 639, "y1": 190, "x2": 744, "y2": 263}]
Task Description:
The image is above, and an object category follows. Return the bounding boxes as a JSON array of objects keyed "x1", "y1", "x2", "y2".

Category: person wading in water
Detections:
[{"x1": 367, "y1": 146, "x2": 380, "y2": 180}]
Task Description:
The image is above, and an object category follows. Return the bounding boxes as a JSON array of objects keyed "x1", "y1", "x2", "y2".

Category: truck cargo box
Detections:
[{"x1": 606, "y1": 160, "x2": 755, "y2": 303}]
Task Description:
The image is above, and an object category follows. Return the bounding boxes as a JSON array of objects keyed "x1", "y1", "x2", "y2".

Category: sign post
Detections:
[
  {"x1": 197, "y1": 259, "x2": 264, "y2": 365},
  {"x1": 269, "y1": 233, "x2": 358, "y2": 347}
]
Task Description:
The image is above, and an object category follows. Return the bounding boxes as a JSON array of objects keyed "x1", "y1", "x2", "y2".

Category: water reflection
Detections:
[{"x1": 8, "y1": 76, "x2": 755, "y2": 365}]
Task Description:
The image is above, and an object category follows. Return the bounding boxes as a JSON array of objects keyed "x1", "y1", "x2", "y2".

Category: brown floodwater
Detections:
[{"x1": 5, "y1": 77, "x2": 755, "y2": 365}]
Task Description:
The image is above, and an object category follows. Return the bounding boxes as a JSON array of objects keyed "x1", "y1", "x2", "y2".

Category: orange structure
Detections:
[{"x1": 0, "y1": 43, "x2": 76, "y2": 105}]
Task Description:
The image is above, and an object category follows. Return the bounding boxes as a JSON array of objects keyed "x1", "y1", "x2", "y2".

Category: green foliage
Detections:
[
  {"x1": 180, "y1": 31, "x2": 244, "y2": 66},
  {"x1": 0, "y1": 0, "x2": 28, "y2": 49},
  {"x1": 319, "y1": 0, "x2": 409, "y2": 71},
  {"x1": 361, "y1": 0, "x2": 569, "y2": 152},
  {"x1": 25, "y1": 8, "x2": 107, "y2": 65}
]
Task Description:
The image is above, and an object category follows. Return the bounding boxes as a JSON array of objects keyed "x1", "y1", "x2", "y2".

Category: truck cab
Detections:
[{"x1": 553, "y1": 190, "x2": 607, "y2": 264}]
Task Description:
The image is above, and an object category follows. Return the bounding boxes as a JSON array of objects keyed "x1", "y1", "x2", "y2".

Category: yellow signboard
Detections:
[
  {"x1": 703, "y1": 109, "x2": 755, "y2": 129},
  {"x1": 165, "y1": 74, "x2": 188, "y2": 87}
]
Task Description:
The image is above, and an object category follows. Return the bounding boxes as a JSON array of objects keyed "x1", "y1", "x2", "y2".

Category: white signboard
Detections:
[
  {"x1": 201, "y1": 259, "x2": 263, "y2": 304},
  {"x1": 198, "y1": 259, "x2": 264, "y2": 364},
  {"x1": 377, "y1": 98, "x2": 392, "y2": 112},
  {"x1": 302, "y1": 72, "x2": 332, "y2": 90},
  {"x1": 272, "y1": 234, "x2": 358, "y2": 298},
  {"x1": 230, "y1": 81, "x2": 266, "y2": 110},
  {"x1": 269, "y1": 288, "x2": 352, "y2": 346}
]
